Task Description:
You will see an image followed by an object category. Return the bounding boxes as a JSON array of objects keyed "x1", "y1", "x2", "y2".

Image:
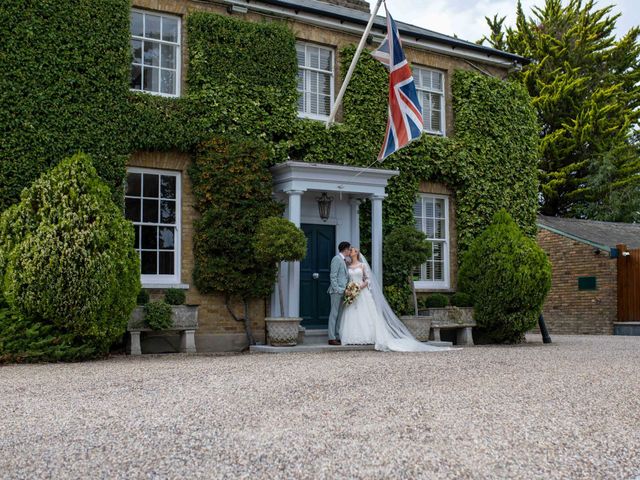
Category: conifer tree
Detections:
[{"x1": 481, "y1": 0, "x2": 640, "y2": 220}]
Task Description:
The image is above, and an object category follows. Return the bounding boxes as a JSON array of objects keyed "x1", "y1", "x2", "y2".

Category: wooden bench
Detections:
[{"x1": 431, "y1": 320, "x2": 476, "y2": 346}]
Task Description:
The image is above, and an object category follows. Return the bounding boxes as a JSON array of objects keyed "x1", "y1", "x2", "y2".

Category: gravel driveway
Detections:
[{"x1": 1, "y1": 334, "x2": 639, "y2": 479}]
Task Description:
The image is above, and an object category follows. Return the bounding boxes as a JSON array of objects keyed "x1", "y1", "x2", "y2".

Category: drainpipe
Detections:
[{"x1": 538, "y1": 314, "x2": 552, "y2": 344}]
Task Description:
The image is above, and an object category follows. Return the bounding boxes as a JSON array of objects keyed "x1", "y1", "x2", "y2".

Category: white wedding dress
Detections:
[{"x1": 339, "y1": 261, "x2": 452, "y2": 352}]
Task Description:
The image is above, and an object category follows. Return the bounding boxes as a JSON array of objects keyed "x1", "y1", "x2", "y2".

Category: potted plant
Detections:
[
  {"x1": 254, "y1": 217, "x2": 307, "y2": 346},
  {"x1": 383, "y1": 226, "x2": 432, "y2": 341}
]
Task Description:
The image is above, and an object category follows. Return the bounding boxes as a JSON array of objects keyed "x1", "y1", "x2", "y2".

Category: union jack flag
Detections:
[{"x1": 372, "y1": 8, "x2": 423, "y2": 161}]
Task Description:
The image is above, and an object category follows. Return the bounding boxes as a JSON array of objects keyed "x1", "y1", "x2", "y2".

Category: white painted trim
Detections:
[
  {"x1": 222, "y1": 0, "x2": 518, "y2": 69},
  {"x1": 296, "y1": 41, "x2": 335, "y2": 121},
  {"x1": 414, "y1": 193, "x2": 450, "y2": 290},
  {"x1": 130, "y1": 9, "x2": 182, "y2": 98},
  {"x1": 126, "y1": 167, "x2": 182, "y2": 285}
]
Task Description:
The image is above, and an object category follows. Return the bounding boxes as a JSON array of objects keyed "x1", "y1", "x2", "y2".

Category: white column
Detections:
[
  {"x1": 370, "y1": 194, "x2": 385, "y2": 287},
  {"x1": 350, "y1": 197, "x2": 361, "y2": 248},
  {"x1": 286, "y1": 190, "x2": 304, "y2": 317}
]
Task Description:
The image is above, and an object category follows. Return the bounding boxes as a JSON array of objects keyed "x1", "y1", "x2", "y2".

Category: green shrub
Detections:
[
  {"x1": 450, "y1": 292, "x2": 473, "y2": 307},
  {"x1": 137, "y1": 289, "x2": 150, "y2": 305},
  {"x1": 383, "y1": 285, "x2": 412, "y2": 316},
  {"x1": 0, "y1": 153, "x2": 140, "y2": 357},
  {"x1": 165, "y1": 289, "x2": 186, "y2": 306},
  {"x1": 253, "y1": 216, "x2": 307, "y2": 316},
  {"x1": 144, "y1": 300, "x2": 173, "y2": 331},
  {"x1": 383, "y1": 226, "x2": 431, "y2": 288},
  {"x1": 424, "y1": 294, "x2": 450, "y2": 308},
  {"x1": 458, "y1": 209, "x2": 551, "y2": 343}
]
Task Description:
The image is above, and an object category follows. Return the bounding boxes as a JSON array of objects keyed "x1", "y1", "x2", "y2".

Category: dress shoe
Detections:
[{"x1": 328, "y1": 339, "x2": 341, "y2": 346}]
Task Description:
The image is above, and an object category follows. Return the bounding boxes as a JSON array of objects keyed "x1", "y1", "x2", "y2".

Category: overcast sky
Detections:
[{"x1": 377, "y1": 0, "x2": 639, "y2": 44}]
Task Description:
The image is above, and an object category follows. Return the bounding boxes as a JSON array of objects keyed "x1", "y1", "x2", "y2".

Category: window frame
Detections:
[
  {"x1": 413, "y1": 66, "x2": 446, "y2": 136},
  {"x1": 130, "y1": 9, "x2": 182, "y2": 98},
  {"x1": 125, "y1": 167, "x2": 182, "y2": 286},
  {"x1": 414, "y1": 193, "x2": 450, "y2": 290},
  {"x1": 296, "y1": 41, "x2": 335, "y2": 122}
]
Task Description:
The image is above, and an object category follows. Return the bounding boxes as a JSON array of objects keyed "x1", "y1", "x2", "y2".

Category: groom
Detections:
[{"x1": 327, "y1": 241, "x2": 351, "y2": 346}]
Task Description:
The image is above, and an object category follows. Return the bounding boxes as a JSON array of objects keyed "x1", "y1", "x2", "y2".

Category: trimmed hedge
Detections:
[
  {"x1": 0, "y1": 154, "x2": 140, "y2": 355},
  {"x1": 458, "y1": 210, "x2": 551, "y2": 343}
]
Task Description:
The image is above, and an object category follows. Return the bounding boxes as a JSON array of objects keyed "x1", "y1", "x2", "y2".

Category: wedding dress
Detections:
[{"x1": 339, "y1": 258, "x2": 452, "y2": 352}]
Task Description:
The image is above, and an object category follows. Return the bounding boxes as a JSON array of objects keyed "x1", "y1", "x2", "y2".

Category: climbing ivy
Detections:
[{"x1": 1, "y1": 4, "x2": 539, "y2": 280}]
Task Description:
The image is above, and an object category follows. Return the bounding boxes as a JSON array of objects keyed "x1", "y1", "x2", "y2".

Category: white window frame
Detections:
[
  {"x1": 130, "y1": 9, "x2": 181, "y2": 98},
  {"x1": 414, "y1": 193, "x2": 450, "y2": 290},
  {"x1": 296, "y1": 41, "x2": 335, "y2": 122},
  {"x1": 413, "y1": 66, "x2": 446, "y2": 136},
  {"x1": 125, "y1": 167, "x2": 182, "y2": 286}
]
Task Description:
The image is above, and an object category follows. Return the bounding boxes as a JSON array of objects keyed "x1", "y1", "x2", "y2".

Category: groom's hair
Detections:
[{"x1": 338, "y1": 241, "x2": 351, "y2": 252}]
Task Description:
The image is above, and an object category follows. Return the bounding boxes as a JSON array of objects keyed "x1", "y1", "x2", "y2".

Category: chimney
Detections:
[{"x1": 317, "y1": 0, "x2": 370, "y2": 13}]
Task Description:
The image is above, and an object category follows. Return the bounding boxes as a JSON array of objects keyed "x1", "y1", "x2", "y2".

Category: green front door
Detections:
[{"x1": 300, "y1": 223, "x2": 335, "y2": 329}]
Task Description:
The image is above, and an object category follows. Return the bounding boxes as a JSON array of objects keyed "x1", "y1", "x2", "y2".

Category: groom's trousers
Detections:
[{"x1": 328, "y1": 293, "x2": 343, "y2": 340}]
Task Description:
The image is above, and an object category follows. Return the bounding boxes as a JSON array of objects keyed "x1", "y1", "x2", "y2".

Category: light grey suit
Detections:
[{"x1": 327, "y1": 253, "x2": 349, "y2": 341}]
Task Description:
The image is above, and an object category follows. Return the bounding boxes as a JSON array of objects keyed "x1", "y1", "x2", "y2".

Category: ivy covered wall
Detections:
[{"x1": 0, "y1": 2, "x2": 539, "y2": 267}]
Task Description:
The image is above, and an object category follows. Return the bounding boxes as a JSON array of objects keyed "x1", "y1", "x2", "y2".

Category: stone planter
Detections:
[
  {"x1": 400, "y1": 315, "x2": 432, "y2": 342},
  {"x1": 128, "y1": 305, "x2": 199, "y2": 355},
  {"x1": 265, "y1": 317, "x2": 302, "y2": 346},
  {"x1": 428, "y1": 306, "x2": 474, "y2": 325}
]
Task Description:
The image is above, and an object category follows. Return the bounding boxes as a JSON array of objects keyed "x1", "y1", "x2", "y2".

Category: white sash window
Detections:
[
  {"x1": 125, "y1": 168, "x2": 181, "y2": 285},
  {"x1": 296, "y1": 42, "x2": 334, "y2": 121},
  {"x1": 414, "y1": 194, "x2": 450, "y2": 289},
  {"x1": 130, "y1": 10, "x2": 181, "y2": 97},
  {"x1": 414, "y1": 67, "x2": 445, "y2": 135}
]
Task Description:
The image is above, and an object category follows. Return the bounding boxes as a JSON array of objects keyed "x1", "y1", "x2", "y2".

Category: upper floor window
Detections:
[
  {"x1": 414, "y1": 67, "x2": 445, "y2": 135},
  {"x1": 130, "y1": 10, "x2": 181, "y2": 97},
  {"x1": 296, "y1": 42, "x2": 334, "y2": 121},
  {"x1": 414, "y1": 194, "x2": 449, "y2": 289},
  {"x1": 125, "y1": 168, "x2": 181, "y2": 285}
]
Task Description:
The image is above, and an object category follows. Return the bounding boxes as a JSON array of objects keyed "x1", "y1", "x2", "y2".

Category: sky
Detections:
[{"x1": 377, "y1": 0, "x2": 639, "y2": 44}]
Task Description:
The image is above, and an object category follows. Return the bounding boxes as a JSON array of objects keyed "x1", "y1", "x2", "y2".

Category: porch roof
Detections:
[{"x1": 271, "y1": 161, "x2": 399, "y2": 196}]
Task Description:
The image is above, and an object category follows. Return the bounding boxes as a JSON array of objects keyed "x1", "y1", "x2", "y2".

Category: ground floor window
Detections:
[
  {"x1": 414, "y1": 194, "x2": 449, "y2": 289},
  {"x1": 125, "y1": 168, "x2": 181, "y2": 284}
]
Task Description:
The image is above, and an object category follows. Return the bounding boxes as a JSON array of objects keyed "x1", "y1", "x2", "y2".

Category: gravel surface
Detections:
[{"x1": 1, "y1": 334, "x2": 639, "y2": 479}]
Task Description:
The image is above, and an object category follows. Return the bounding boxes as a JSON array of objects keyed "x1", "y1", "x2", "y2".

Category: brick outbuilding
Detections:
[{"x1": 537, "y1": 215, "x2": 640, "y2": 335}]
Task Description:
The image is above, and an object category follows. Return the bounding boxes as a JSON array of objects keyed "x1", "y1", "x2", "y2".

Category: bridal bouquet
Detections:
[{"x1": 343, "y1": 281, "x2": 361, "y2": 306}]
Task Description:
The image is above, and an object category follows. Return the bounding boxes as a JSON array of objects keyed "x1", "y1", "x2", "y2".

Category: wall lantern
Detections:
[{"x1": 316, "y1": 192, "x2": 333, "y2": 222}]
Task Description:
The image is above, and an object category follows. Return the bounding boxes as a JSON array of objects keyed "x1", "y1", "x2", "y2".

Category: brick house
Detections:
[
  {"x1": 537, "y1": 215, "x2": 640, "y2": 335},
  {"x1": 127, "y1": 0, "x2": 527, "y2": 352}
]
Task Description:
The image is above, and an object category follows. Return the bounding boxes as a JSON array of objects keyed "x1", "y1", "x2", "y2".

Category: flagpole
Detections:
[{"x1": 326, "y1": 0, "x2": 385, "y2": 128}]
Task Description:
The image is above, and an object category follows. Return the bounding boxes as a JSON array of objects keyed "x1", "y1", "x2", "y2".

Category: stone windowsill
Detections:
[{"x1": 142, "y1": 283, "x2": 190, "y2": 290}]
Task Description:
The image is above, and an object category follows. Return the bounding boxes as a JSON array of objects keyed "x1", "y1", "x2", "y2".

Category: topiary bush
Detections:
[
  {"x1": 0, "y1": 153, "x2": 140, "y2": 357},
  {"x1": 253, "y1": 216, "x2": 307, "y2": 316},
  {"x1": 423, "y1": 293, "x2": 450, "y2": 309},
  {"x1": 450, "y1": 292, "x2": 473, "y2": 307},
  {"x1": 383, "y1": 225, "x2": 431, "y2": 315},
  {"x1": 458, "y1": 209, "x2": 551, "y2": 343},
  {"x1": 145, "y1": 300, "x2": 173, "y2": 331},
  {"x1": 165, "y1": 288, "x2": 186, "y2": 306}
]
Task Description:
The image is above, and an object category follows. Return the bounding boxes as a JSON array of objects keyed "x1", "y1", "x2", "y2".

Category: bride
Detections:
[{"x1": 340, "y1": 247, "x2": 452, "y2": 352}]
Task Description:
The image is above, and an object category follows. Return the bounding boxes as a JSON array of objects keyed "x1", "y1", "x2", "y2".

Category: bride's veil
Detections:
[
  {"x1": 359, "y1": 253, "x2": 450, "y2": 352},
  {"x1": 359, "y1": 254, "x2": 416, "y2": 339}
]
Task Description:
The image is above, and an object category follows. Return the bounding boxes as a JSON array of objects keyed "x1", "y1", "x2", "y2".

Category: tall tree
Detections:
[{"x1": 480, "y1": 0, "x2": 640, "y2": 220}]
